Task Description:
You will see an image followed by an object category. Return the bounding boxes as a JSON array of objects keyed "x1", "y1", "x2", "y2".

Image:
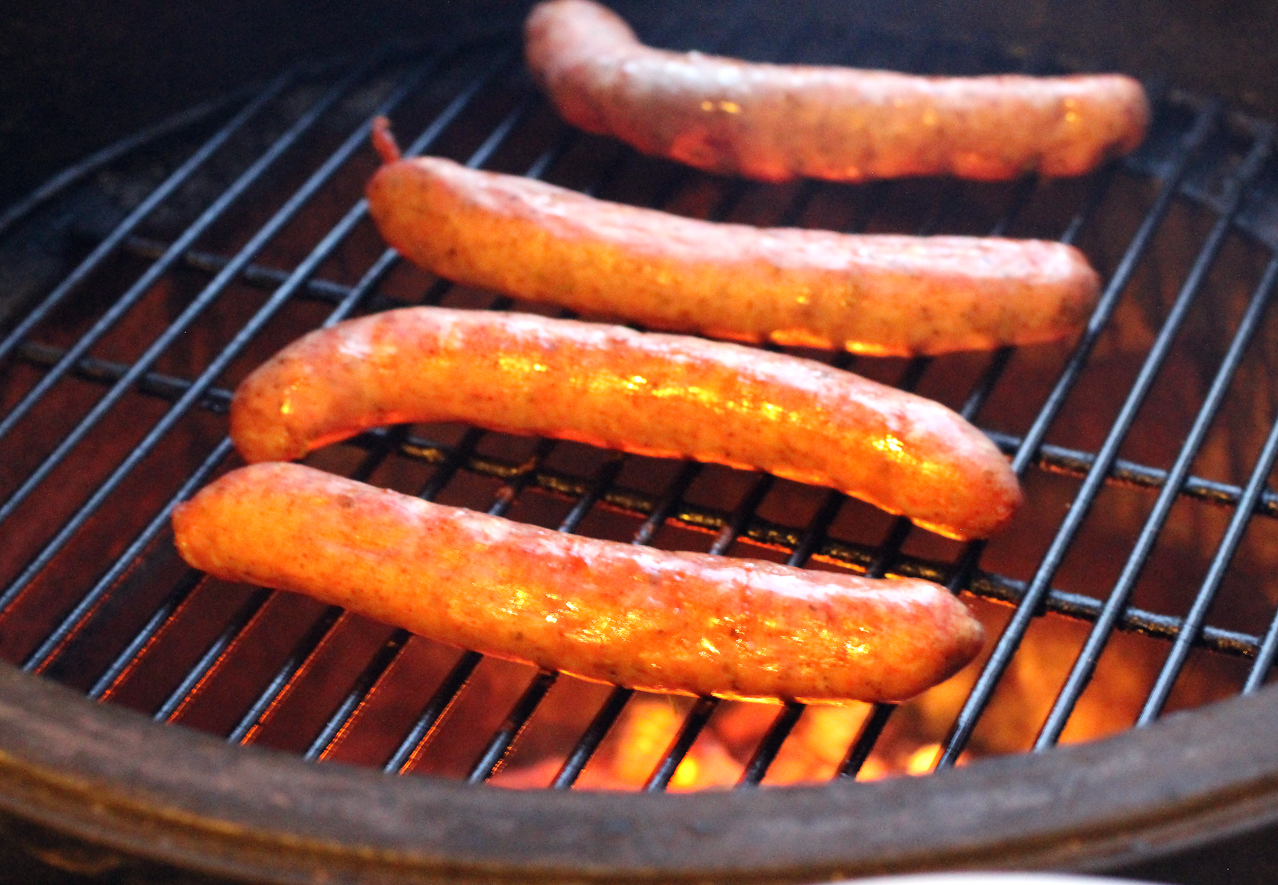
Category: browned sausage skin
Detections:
[
  {"x1": 365, "y1": 127, "x2": 1100, "y2": 357},
  {"x1": 229, "y1": 307, "x2": 1022, "y2": 540},
  {"x1": 525, "y1": 0, "x2": 1150, "y2": 182},
  {"x1": 172, "y1": 462, "x2": 986, "y2": 703}
]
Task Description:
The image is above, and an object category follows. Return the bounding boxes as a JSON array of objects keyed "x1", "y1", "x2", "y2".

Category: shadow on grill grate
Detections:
[{"x1": 4, "y1": 7, "x2": 1278, "y2": 799}]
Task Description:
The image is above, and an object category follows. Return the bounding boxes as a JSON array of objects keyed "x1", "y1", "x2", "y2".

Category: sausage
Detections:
[
  {"x1": 229, "y1": 307, "x2": 1022, "y2": 540},
  {"x1": 366, "y1": 126, "x2": 1100, "y2": 357},
  {"x1": 172, "y1": 462, "x2": 986, "y2": 703},
  {"x1": 524, "y1": 0, "x2": 1150, "y2": 182}
]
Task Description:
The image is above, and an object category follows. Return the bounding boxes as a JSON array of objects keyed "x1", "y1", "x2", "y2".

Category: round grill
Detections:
[{"x1": 3, "y1": 4, "x2": 1278, "y2": 882}]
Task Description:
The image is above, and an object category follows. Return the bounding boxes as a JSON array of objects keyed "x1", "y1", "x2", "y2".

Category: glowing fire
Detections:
[
  {"x1": 489, "y1": 695, "x2": 969, "y2": 790},
  {"x1": 483, "y1": 589, "x2": 1239, "y2": 792}
]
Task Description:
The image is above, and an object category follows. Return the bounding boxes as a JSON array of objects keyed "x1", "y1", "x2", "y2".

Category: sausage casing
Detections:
[
  {"x1": 172, "y1": 462, "x2": 986, "y2": 703},
  {"x1": 525, "y1": 0, "x2": 1150, "y2": 182},
  {"x1": 229, "y1": 307, "x2": 1022, "y2": 540},
  {"x1": 366, "y1": 148, "x2": 1100, "y2": 357}
]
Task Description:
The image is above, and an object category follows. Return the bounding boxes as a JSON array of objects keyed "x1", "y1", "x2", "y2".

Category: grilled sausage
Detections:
[
  {"x1": 229, "y1": 307, "x2": 1021, "y2": 540},
  {"x1": 366, "y1": 126, "x2": 1100, "y2": 356},
  {"x1": 525, "y1": 0, "x2": 1150, "y2": 182},
  {"x1": 172, "y1": 462, "x2": 986, "y2": 703}
]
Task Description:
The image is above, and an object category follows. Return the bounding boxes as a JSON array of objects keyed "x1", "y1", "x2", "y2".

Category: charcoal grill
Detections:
[{"x1": 5, "y1": 1, "x2": 1278, "y2": 882}]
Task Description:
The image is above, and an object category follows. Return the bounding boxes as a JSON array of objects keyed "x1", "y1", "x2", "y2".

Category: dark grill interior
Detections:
[{"x1": 5, "y1": 4, "x2": 1278, "y2": 805}]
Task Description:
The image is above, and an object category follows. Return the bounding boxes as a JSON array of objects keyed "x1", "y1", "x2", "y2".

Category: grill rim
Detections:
[{"x1": 4, "y1": 661, "x2": 1278, "y2": 882}]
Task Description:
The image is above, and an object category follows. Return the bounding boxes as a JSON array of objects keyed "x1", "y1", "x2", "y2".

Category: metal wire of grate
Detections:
[{"x1": 3, "y1": 9, "x2": 1278, "y2": 794}]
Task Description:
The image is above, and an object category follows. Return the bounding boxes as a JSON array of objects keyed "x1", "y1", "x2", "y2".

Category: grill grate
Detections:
[{"x1": 4, "y1": 6, "x2": 1278, "y2": 793}]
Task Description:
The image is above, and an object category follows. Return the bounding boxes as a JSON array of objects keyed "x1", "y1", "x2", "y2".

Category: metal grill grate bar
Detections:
[
  {"x1": 0, "y1": 68, "x2": 300, "y2": 368},
  {"x1": 120, "y1": 235, "x2": 378, "y2": 308},
  {"x1": 143, "y1": 53, "x2": 535, "y2": 740},
  {"x1": 87, "y1": 532, "x2": 221, "y2": 699},
  {"x1": 306, "y1": 629, "x2": 415, "y2": 762},
  {"x1": 264, "y1": 118, "x2": 596, "y2": 770},
  {"x1": 17, "y1": 44, "x2": 516, "y2": 688},
  {"x1": 1245, "y1": 494, "x2": 1278, "y2": 690},
  {"x1": 468, "y1": 669, "x2": 560, "y2": 783},
  {"x1": 0, "y1": 85, "x2": 261, "y2": 240},
  {"x1": 986, "y1": 429, "x2": 1278, "y2": 518},
  {"x1": 1139, "y1": 251, "x2": 1278, "y2": 719},
  {"x1": 0, "y1": 55, "x2": 391, "y2": 459},
  {"x1": 384, "y1": 651, "x2": 484, "y2": 774},
  {"x1": 546, "y1": 461, "x2": 708, "y2": 788},
  {"x1": 0, "y1": 50, "x2": 388, "y2": 608},
  {"x1": 753, "y1": 147, "x2": 1048, "y2": 782},
  {"x1": 938, "y1": 99, "x2": 1227, "y2": 768},
  {"x1": 228, "y1": 605, "x2": 347, "y2": 745},
  {"x1": 1032, "y1": 126, "x2": 1278, "y2": 749}
]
